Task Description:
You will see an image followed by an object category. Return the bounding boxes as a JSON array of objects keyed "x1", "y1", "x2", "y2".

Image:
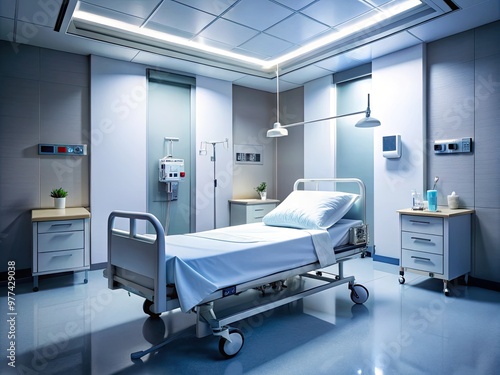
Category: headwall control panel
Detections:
[
  {"x1": 434, "y1": 138, "x2": 472, "y2": 154},
  {"x1": 38, "y1": 144, "x2": 88, "y2": 156}
]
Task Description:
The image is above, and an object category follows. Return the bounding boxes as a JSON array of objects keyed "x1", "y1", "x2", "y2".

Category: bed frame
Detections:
[{"x1": 106, "y1": 178, "x2": 369, "y2": 359}]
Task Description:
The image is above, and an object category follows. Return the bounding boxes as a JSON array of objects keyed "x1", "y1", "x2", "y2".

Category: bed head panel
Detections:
[{"x1": 292, "y1": 178, "x2": 366, "y2": 223}]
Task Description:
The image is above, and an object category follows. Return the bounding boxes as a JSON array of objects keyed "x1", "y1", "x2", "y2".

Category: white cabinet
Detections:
[
  {"x1": 397, "y1": 207, "x2": 474, "y2": 295},
  {"x1": 229, "y1": 199, "x2": 279, "y2": 226},
  {"x1": 32, "y1": 207, "x2": 91, "y2": 291}
]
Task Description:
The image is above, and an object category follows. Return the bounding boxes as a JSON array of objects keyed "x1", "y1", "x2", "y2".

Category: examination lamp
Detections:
[{"x1": 267, "y1": 66, "x2": 380, "y2": 138}]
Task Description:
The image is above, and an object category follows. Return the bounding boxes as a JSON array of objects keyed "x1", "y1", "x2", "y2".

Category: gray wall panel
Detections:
[
  {"x1": 0, "y1": 43, "x2": 39, "y2": 79},
  {"x1": 427, "y1": 33, "x2": 475, "y2": 207},
  {"x1": 475, "y1": 21, "x2": 500, "y2": 59},
  {"x1": 0, "y1": 40, "x2": 89, "y2": 273},
  {"x1": 474, "y1": 209, "x2": 500, "y2": 282},
  {"x1": 40, "y1": 49, "x2": 89, "y2": 86},
  {"x1": 427, "y1": 20, "x2": 500, "y2": 283},
  {"x1": 475, "y1": 53, "x2": 500, "y2": 209}
]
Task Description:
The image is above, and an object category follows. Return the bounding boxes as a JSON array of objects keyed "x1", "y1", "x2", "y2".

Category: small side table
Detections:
[
  {"x1": 397, "y1": 207, "x2": 474, "y2": 295},
  {"x1": 32, "y1": 207, "x2": 91, "y2": 291},
  {"x1": 229, "y1": 199, "x2": 279, "y2": 226}
]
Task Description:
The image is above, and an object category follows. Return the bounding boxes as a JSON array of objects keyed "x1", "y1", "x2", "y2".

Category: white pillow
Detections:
[{"x1": 263, "y1": 190, "x2": 359, "y2": 230}]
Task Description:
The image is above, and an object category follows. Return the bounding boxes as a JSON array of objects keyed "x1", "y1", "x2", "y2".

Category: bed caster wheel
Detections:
[
  {"x1": 444, "y1": 289, "x2": 450, "y2": 296},
  {"x1": 350, "y1": 284, "x2": 369, "y2": 304},
  {"x1": 143, "y1": 299, "x2": 161, "y2": 318},
  {"x1": 219, "y1": 328, "x2": 244, "y2": 359},
  {"x1": 84, "y1": 279, "x2": 88, "y2": 284},
  {"x1": 33, "y1": 287, "x2": 39, "y2": 292},
  {"x1": 399, "y1": 276, "x2": 405, "y2": 284}
]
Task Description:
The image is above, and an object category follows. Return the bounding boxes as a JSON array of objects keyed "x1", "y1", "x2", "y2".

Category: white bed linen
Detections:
[{"x1": 159, "y1": 219, "x2": 361, "y2": 312}]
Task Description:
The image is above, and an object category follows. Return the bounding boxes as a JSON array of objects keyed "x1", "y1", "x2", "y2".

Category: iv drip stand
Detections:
[{"x1": 199, "y1": 139, "x2": 228, "y2": 229}]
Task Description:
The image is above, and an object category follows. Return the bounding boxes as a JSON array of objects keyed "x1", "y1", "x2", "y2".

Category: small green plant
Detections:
[
  {"x1": 50, "y1": 187, "x2": 68, "y2": 198},
  {"x1": 255, "y1": 182, "x2": 267, "y2": 193}
]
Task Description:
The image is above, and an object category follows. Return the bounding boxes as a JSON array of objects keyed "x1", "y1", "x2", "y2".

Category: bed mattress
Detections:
[{"x1": 158, "y1": 219, "x2": 362, "y2": 311}]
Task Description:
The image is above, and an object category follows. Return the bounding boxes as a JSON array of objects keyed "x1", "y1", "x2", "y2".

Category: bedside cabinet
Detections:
[
  {"x1": 397, "y1": 207, "x2": 474, "y2": 295},
  {"x1": 32, "y1": 207, "x2": 91, "y2": 291},
  {"x1": 229, "y1": 199, "x2": 279, "y2": 226}
]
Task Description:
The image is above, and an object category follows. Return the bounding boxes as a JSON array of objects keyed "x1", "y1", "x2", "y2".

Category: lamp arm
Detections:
[{"x1": 281, "y1": 109, "x2": 366, "y2": 129}]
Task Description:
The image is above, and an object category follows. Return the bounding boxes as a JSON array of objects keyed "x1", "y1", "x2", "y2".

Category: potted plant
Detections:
[
  {"x1": 255, "y1": 182, "x2": 267, "y2": 200},
  {"x1": 50, "y1": 187, "x2": 68, "y2": 209}
]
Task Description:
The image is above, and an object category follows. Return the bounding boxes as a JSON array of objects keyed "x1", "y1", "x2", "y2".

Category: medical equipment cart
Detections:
[{"x1": 397, "y1": 207, "x2": 474, "y2": 295}]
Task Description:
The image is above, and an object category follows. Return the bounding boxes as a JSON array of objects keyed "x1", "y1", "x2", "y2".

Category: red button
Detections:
[
  {"x1": 180, "y1": 172, "x2": 186, "y2": 177},
  {"x1": 58, "y1": 146, "x2": 67, "y2": 153}
]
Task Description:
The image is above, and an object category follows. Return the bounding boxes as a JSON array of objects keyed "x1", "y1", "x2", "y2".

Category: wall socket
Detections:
[{"x1": 434, "y1": 137, "x2": 472, "y2": 154}]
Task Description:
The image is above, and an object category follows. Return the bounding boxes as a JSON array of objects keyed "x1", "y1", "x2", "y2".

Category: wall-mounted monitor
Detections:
[{"x1": 382, "y1": 135, "x2": 401, "y2": 159}]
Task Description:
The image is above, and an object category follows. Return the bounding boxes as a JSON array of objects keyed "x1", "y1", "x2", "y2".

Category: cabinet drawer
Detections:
[
  {"x1": 402, "y1": 249, "x2": 443, "y2": 274},
  {"x1": 38, "y1": 231, "x2": 84, "y2": 253},
  {"x1": 38, "y1": 249, "x2": 84, "y2": 272},
  {"x1": 246, "y1": 204, "x2": 275, "y2": 222},
  {"x1": 38, "y1": 219, "x2": 84, "y2": 233},
  {"x1": 401, "y1": 215, "x2": 443, "y2": 235},
  {"x1": 401, "y1": 231, "x2": 443, "y2": 255}
]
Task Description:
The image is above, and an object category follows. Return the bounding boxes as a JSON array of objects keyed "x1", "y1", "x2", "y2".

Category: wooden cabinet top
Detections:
[
  {"x1": 397, "y1": 207, "x2": 474, "y2": 218},
  {"x1": 32, "y1": 207, "x2": 91, "y2": 222},
  {"x1": 229, "y1": 199, "x2": 280, "y2": 205}
]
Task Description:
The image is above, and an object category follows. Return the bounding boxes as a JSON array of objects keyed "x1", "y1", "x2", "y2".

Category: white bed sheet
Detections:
[
  {"x1": 160, "y1": 219, "x2": 361, "y2": 312},
  {"x1": 156, "y1": 219, "x2": 362, "y2": 312}
]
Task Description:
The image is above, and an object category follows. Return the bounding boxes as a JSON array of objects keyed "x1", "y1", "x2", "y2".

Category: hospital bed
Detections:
[{"x1": 106, "y1": 178, "x2": 369, "y2": 359}]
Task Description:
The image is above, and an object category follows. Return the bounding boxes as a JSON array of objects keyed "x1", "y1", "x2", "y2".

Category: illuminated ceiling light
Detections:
[{"x1": 72, "y1": 0, "x2": 422, "y2": 71}]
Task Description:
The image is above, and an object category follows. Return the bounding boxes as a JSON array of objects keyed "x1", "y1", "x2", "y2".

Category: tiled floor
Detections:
[{"x1": 2, "y1": 258, "x2": 499, "y2": 374}]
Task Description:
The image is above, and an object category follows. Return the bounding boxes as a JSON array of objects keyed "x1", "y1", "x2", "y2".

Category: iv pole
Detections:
[{"x1": 199, "y1": 138, "x2": 228, "y2": 229}]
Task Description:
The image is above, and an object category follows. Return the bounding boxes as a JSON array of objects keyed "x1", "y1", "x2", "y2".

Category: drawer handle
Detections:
[
  {"x1": 254, "y1": 208, "x2": 264, "y2": 212},
  {"x1": 409, "y1": 220, "x2": 431, "y2": 225},
  {"x1": 410, "y1": 236, "x2": 431, "y2": 242},
  {"x1": 50, "y1": 224, "x2": 72, "y2": 229},
  {"x1": 411, "y1": 256, "x2": 431, "y2": 262}
]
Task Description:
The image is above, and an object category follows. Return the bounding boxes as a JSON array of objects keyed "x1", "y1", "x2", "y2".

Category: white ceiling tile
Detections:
[
  {"x1": 199, "y1": 18, "x2": 259, "y2": 48},
  {"x1": 265, "y1": 13, "x2": 330, "y2": 45},
  {"x1": 149, "y1": 1, "x2": 216, "y2": 34},
  {"x1": 78, "y1": 2, "x2": 146, "y2": 26},
  {"x1": 272, "y1": 0, "x2": 317, "y2": 11},
  {"x1": 239, "y1": 33, "x2": 295, "y2": 58},
  {"x1": 173, "y1": 0, "x2": 238, "y2": 16},
  {"x1": 301, "y1": 0, "x2": 373, "y2": 27},
  {"x1": 363, "y1": 0, "x2": 393, "y2": 6},
  {"x1": 222, "y1": 0, "x2": 293, "y2": 31},
  {"x1": 81, "y1": 0, "x2": 162, "y2": 20},
  {"x1": 18, "y1": 0, "x2": 62, "y2": 28}
]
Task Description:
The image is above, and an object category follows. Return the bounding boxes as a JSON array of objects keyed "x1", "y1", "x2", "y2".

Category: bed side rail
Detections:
[
  {"x1": 107, "y1": 211, "x2": 166, "y2": 313},
  {"x1": 293, "y1": 178, "x2": 366, "y2": 223}
]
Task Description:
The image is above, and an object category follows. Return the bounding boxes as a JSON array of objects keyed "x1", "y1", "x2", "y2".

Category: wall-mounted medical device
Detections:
[
  {"x1": 434, "y1": 137, "x2": 472, "y2": 154},
  {"x1": 38, "y1": 144, "x2": 87, "y2": 155},
  {"x1": 159, "y1": 137, "x2": 185, "y2": 202},
  {"x1": 159, "y1": 157, "x2": 185, "y2": 182},
  {"x1": 382, "y1": 135, "x2": 401, "y2": 159}
]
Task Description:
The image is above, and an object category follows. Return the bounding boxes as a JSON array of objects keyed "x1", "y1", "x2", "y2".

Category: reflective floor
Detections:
[{"x1": 2, "y1": 257, "x2": 499, "y2": 375}]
